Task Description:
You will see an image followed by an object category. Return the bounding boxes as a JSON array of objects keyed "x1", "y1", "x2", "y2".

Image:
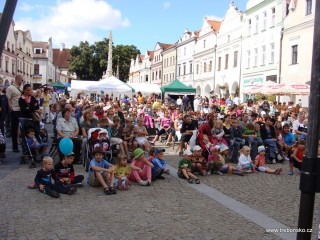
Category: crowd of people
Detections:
[{"x1": 0, "y1": 75, "x2": 311, "y2": 197}]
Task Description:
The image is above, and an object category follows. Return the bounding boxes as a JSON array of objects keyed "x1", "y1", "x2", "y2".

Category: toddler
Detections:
[
  {"x1": 34, "y1": 156, "x2": 77, "y2": 198},
  {"x1": 238, "y1": 146, "x2": 254, "y2": 173},
  {"x1": 128, "y1": 148, "x2": 153, "y2": 186},
  {"x1": 212, "y1": 120, "x2": 228, "y2": 146},
  {"x1": 178, "y1": 150, "x2": 200, "y2": 184},
  {"x1": 254, "y1": 146, "x2": 282, "y2": 174},
  {"x1": 113, "y1": 153, "x2": 131, "y2": 190},
  {"x1": 288, "y1": 139, "x2": 306, "y2": 175},
  {"x1": 26, "y1": 128, "x2": 48, "y2": 167},
  {"x1": 151, "y1": 148, "x2": 169, "y2": 180},
  {"x1": 93, "y1": 129, "x2": 109, "y2": 152},
  {"x1": 191, "y1": 145, "x2": 207, "y2": 176}
]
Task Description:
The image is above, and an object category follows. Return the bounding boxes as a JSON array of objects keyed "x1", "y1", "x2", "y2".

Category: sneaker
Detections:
[
  {"x1": 277, "y1": 154, "x2": 283, "y2": 161},
  {"x1": 139, "y1": 180, "x2": 149, "y2": 186},
  {"x1": 272, "y1": 159, "x2": 276, "y2": 164},
  {"x1": 104, "y1": 187, "x2": 112, "y2": 195},
  {"x1": 188, "y1": 178, "x2": 194, "y2": 184},
  {"x1": 110, "y1": 187, "x2": 117, "y2": 194},
  {"x1": 156, "y1": 175, "x2": 165, "y2": 180},
  {"x1": 284, "y1": 156, "x2": 289, "y2": 161},
  {"x1": 288, "y1": 170, "x2": 293, "y2": 175}
]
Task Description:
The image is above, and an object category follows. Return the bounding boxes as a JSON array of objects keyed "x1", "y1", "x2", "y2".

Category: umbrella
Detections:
[
  {"x1": 64, "y1": 82, "x2": 71, "y2": 88},
  {"x1": 51, "y1": 81, "x2": 66, "y2": 89},
  {"x1": 275, "y1": 83, "x2": 310, "y2": 95},
  {"x1": 243, "y1": 80, "x2": 278, "y2": 94}
]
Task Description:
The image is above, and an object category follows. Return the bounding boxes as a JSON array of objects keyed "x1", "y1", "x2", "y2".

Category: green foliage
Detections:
[{"x1": 69, "y1": 39, "x2": 140, "y2": 81}]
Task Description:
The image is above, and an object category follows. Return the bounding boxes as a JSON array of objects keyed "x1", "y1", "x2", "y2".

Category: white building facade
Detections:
[
  {"x1": 280, "y1": 0, "x2": 315, "y2": 105},
  {"x1": 193, "y1": 18, "x2": 221, "y2": 97},
  {"x1": 241, "y1": 0, "x2": 285, "y2": 100},
  {"x1": 215, "y1": 3, "x2": 243, "y2": 99},
  {"x1": 176, "y1": 30, "x2": 197, "y2": 88}
]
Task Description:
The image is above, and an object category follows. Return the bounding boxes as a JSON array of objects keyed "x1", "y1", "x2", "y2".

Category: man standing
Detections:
[
  {"x1": 193, "y1": 96, "x2": 200, "y2": 111},
  {"x1": 6, "y1": 75, "x2": 23, "y2": 152}
]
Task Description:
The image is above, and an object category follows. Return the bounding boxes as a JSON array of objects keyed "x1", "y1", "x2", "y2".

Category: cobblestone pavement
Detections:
[{"x1": 0, "y1": 129, "x2": 319, "y2": 239}]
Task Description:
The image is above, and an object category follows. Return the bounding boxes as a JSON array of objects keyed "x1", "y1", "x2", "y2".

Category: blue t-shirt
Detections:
[
  {"x1": 87, "y1": 159, "x2": 111, "y2": 184},
  {"x1": 151, "y1": 157, "x2": 166, "y2": 172},
  {"x1": 284, "y1": 132, "x2": 295, "y2": 147}
]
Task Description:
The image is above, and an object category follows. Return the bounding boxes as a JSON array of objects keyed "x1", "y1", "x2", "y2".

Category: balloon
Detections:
[{"x1": 59, "y1": 137, "x2": 73, "y2": 155}]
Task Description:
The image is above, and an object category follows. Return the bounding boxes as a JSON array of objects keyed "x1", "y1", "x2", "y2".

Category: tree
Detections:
[{"x1": 69, "y1": 38, "x2": 140, "y2": 81}]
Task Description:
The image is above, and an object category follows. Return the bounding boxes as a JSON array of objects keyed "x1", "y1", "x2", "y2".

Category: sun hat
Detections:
[
  {"x1": 209, "y1": 145, "x2": 219, "y2": 153},
  {"x1": 192, "y1": 145, "x2": 202, "y2": 151},
  {"x1": 219, "y1": 144, "x2": 229, "y2": 153},
  {"x1": 258, "y1": 146, "x2": 266, "y2": 153},
  {"x1": 133, "y1": 148, "x2": 145, "y2": 159},
  {"x1": 154, "y1": 148, "x2": 165, "y2": 155},
  {"x1": 93, "y1": 147, "x2": 104, "y2": 155},
  {"x1": 183, "y1": 149, "x2": 193, "y2": 156}
]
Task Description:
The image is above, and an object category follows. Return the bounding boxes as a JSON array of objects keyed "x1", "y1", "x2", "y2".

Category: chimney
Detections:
[{"x1": 60, "y1": 43, "x2": 65, "y2": 51}]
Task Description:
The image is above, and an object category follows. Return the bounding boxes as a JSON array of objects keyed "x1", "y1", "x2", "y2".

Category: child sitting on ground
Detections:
[
  {"x1": 254, "y1": 146, "x2": 282, "y2": 175},
  {"x1": 128, "y1": 148, "x2": 153, "y2": 186},
  {"x1": 209, "y1": 144, "x2": 244, "y2": 176},
  {"x1": 113, "y1": 153, "x2": 131, "y2": 190},
  {"x1": 191, "y1": 145, "x2": 207, "y2": 176},
  {"x1": 178, "y1": 150, "x2": 200, "y2": 184},
  {"x1": 54, "y1": 152, "x2": 84, "y2": 187},
  {"x1": 151, "y1": 148, "x2": 169, "y2": 181},
  {"x1": 34, "y1": 156, "x2": 77, "y2": 198},
  {"x1": 288, "y1": 139, "x2": 306, "y2": 175},
  {"x1": 238, "y1": 146, "x2": 254, "y2": 173},
  {"x1": 87, "y1": 147, "x2": 116, "y2": 195}
]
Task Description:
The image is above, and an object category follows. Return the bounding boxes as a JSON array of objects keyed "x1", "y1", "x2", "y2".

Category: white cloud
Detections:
[
  {"x1": 163, "y1": 1, "x2": 171, "y2": 10},
  {"x1": 19, "y1": 2, "x2": 46, "y2": 12},
  {"x1": 15, "y1": 0, "x2": 130, "y2": 47}
]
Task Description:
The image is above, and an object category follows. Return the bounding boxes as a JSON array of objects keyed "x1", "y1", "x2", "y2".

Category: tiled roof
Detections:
[
  {"x1": 207, "y1": 19, "x2": 222, "y2": 32},
  {"x1": 159, "y1": 43, "x2": 175, "y2": 50},
  {"x1": 147, "y1": 51, "x2": 154, "y2": 59},
  {"x1": 33, "y1": 42, "x2": 48, "y2": 58},
  {"x1": 53, "y1": 48, "x2": 71, "y2": 68}
]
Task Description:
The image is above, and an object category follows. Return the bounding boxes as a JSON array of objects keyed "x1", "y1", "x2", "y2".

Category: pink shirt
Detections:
[
  {"x1": 255, "y1": 154, "x2": 265, "y2": 167},
  {"x1": 131, "y1": 159, "x2": 148, "y2": 169}
]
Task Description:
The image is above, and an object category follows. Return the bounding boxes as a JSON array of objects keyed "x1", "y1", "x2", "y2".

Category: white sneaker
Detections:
[
  {"x1": 139, "y1": 180, "x2": 149, "y2": 186},
  {"x1": 277, "y1": 154, "x2": 283, "y2": 161},
  {"x1": 272, "y1": 159, "x2": 277, "y2": 164},
  {"x1": 284, "y1": 156, "x2": 289, "y2": 161}
]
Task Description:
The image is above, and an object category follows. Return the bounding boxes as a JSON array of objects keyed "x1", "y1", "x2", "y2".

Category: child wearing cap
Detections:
[
  {"x1": 191, "y1": 145, "x2": 207, "y2": 176},
  {"x1": 151, "y1": 148, "x2": 169, "y2": 181},
  {"x1": 34, "y1": 157, "x2": 77, "y2": 198},
  {"x1": 54, "y1": 152, "x2": 84, "y2": 187},
  {"x1": 87, "y1": 147, "x2": 116, "y2": 195},
  {"x1": 288, "y1": 139, "x2": 306, "y2": 175},
  {"x1": 178, "y1": 150, "x2": 200, "y2": 184},
  {"x1": 128, "y1": 148, "x2": 153, "y2": 186},
  {"x1": 254, "y1": 146, "x2": 282, "y2": 174}
]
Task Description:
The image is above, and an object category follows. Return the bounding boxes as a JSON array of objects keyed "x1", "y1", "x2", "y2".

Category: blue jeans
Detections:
[{"x1": 263, "y1": 139, "x2": 278, "y2": 159}]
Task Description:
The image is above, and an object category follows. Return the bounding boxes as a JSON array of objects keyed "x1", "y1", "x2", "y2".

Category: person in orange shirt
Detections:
[
  {"x1": 254, "y1": 146, "x2": 282, "y2": 174},
  {"x1": 288, "y1": 139, "x2": 306, "y2": 175},
  {"x1": 137, "y1": 91, "x2": 145, "y2": 105}
]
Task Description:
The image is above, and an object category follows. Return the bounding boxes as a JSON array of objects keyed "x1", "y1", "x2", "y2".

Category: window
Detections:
[
  {"x1": 203, "y1": 40, "x2": 206, "y2": 48},
  {"x1": 234, "y1": 51, "x2": 238, "y2": 67},
  {"x1": 292, "y1": 45, "x2": 298, "y2": 64},
  {"x1": 271, "y1": 7, "x2": 275, "y2": 27},
  {"x1": 247, "y1": 50, "x2": 251, "y2": 68},
  {"x1": 225, "y1": 54, "x2": 229, "y2": 69},
  {"x1": 5, "y1": 59, "x2": 8, "y2": 72},
  {"x1": 170, "y1": 57, "x2": 172, "y2": 66},
  {"x1": 254, "y1": 48, "x2": 258, "y2": 66},
  {"x1": 270, "y1": 43, "x2": 275, "y2": 64},
  {"x1": 218, "y1": 57, "x2": 221, "y2": 71},
  {"x1": 178, "y1": 65, "x2": 181, "y2": 76},
  {"x1": 146, "y1": 75, "x2": 149, "y2": 82},
  {"x1": 11, "y1": 44, "x2": 14, "y2": 53},
  {"x1": 183, "y1": 63, "x2": 186, "y2": 75},
  {"x1": 255, "y1": 15, "x2": 259, "y2": 33},
  {"x1": 190, "y1": 63, "x2": 193, "y2": 73},
  {"x1": 159, "y1": 70, "x2": 161, "y2": 79},
  {"x1": 261, "y1": 46, "x2": 266, "y2": 65},
  {"x1": 6, "y1": 41, "x2": 9, "y2": 51},
  {"x1": 156, "y1": 71, "x2": 158, "y2": 80},
  {"x1": 184, "y1": 47, "x2": 186, "y2": 56},
  {"x1": 34, "y1": 48, "x2": 42, "y2": 54},
  {"x1": 209, "y1": 61, "x2": 212, "y2": 72},
  {"x1": 12, "y1": 61, "x2": 15, "y2": 74},
  {"x1": 196, "y1": 64, "x2": 199, "y2": 74},
  {"x1": 152, "y1": 72, "x2": 154, "y2": 81},
  {"x1": 204, "y1": 62, "x2": 207, "y2": 73},
  {"x1": 173, "y1": 57, "x2": 175, "y2": 65},
  {"x1": 263, "y1": 11, "x2": 267, "y2": 30},
  {"x1": 306, "y1": 0, "x2": 312, "y2": 15},
  {"x1": 248, "y1": 19, "x2": 252, "y2": 36}
]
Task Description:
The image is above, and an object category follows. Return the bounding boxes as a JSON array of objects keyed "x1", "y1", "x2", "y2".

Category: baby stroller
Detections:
[
  {"x1": 19, "y1": 118, "x2": 48, "y2": 168},
  {"x1": 83, "y1": 128, "x2": 117, "y2": 172}
]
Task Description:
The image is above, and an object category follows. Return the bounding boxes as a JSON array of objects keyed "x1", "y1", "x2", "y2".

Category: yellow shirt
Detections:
[
  {"x1": 114, "y1": 165, "x2": 131, "y2": 178},
  {"x1": 42, "y1": 94, "x2": 51, "y2": 107}
]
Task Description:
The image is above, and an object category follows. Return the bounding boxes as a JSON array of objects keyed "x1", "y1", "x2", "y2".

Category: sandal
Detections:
[
  {"x1": 195, "y1": 178, "x2": 200, "y2": 184},
  {"x1": 110, "y1": 187, "x2": 117, "y2": 194},
  {"x1": 104, "y1": 187, "x2": 112, "y2": 195},
  {"x1": 188, "y1": 178, "x2": 194, "y2": 184}
]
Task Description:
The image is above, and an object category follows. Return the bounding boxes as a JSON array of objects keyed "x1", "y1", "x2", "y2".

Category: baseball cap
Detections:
[
  {"x1": 258, "y1": 146, "x2": 266, "y2": 153},
  {"x1": 183, "y1": 149, "x2": 193, "y2": 156},
  {"x1": 192, "y1": 145, "x2": 202, "y2": 151},
  {"x1": 154, "y1": 148, "x2": 165, "y2": 155},
  {"x1": 66, "y1": 152, "x2": 75, "y2": 157}
]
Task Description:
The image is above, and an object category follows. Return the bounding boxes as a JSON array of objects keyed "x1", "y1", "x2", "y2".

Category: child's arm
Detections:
[
  {"x1": 91, "y1": 165, "x2": 113, "y2": 173},
  {"x1": 144, "y1": 158, "x2": 154, "y2": 167},
  {"x1": 129, "y1": 163, "x2": 142, "y2": 172}
]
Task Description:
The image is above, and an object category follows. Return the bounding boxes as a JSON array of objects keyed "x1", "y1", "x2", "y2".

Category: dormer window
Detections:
[{"x1": 34, "y1": 48, "x2": 42, "y2": 54}]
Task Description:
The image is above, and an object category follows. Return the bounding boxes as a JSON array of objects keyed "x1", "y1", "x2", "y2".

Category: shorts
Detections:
[
  {"x1": 110, "y1": 137, "x2": 123, "y2": 145},
  {"x1": 135, "y1": 137, "x2": 148, "y2": 145},
  {"x1": 181, "y1": 135, "x2": 192, "y2": 142},
  {"x1": 88, "y1": 172, "x2": 108, "y2": 187},
  {"x1": 290, "y1": 157, "x2": 302, "y2": 170},
  {"x1": 220, "y1": 164, "x2": 229, "y2": 173},
  {"x1": 257, "y1": 166, "x2": 267, "y2": 172}
]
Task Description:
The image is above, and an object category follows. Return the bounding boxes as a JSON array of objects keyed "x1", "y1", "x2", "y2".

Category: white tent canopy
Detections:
[
  {"x1": 127, "y1": 83, "x2": 162, "y2": 95},
  {"x1": 71, "y1": 76, "x2": 132, "y2": 93}
]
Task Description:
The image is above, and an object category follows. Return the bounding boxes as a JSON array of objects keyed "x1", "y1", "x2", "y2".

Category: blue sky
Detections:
[{"x1": 1, "y1": 0, "x2": 247, "y2": 53}]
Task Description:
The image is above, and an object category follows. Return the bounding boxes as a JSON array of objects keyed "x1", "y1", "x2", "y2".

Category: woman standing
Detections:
[{"x1": 42, "y1": 88, "x2": 51, "y2": 123}]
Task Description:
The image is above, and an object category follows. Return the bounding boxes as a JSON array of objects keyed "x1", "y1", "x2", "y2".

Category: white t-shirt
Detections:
[{"x1": 176, "y1": 98, "x2": 182, "y2": 106}]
